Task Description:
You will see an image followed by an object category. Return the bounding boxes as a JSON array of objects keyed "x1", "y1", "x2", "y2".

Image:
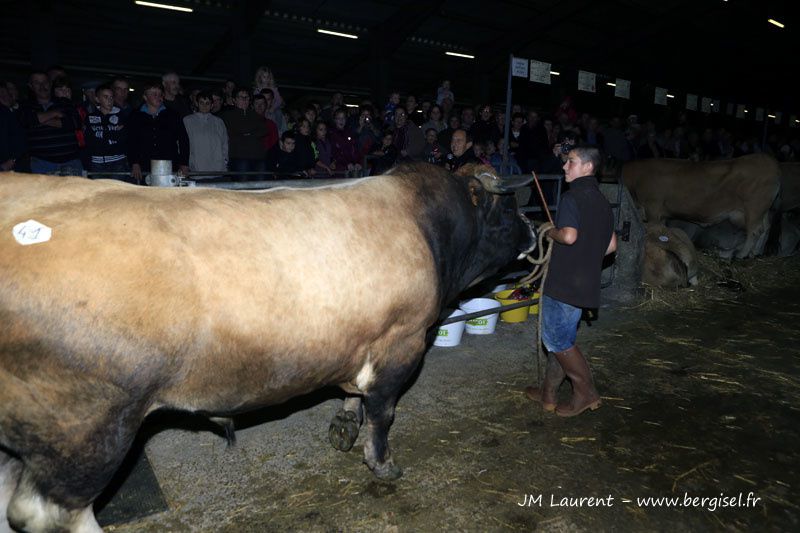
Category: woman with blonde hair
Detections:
[{"x1": 252, "y1": 66, "x2": 282, "y2": 111}]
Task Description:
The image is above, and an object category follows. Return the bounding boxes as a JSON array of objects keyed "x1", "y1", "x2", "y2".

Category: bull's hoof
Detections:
[
  {"x1": 368, "y1": 460, "x2": 403, "y2": 481},
  {"x1": 328, "y1": 409, "x2": 360, "y2": 452}
]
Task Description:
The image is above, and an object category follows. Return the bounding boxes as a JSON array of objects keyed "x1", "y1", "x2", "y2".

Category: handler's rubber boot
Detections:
[
  {"x1": 524, "y1": 353, "x2": 565, "y2": 412},
  {"x1": 554, "y1": 346, "x2": 601, "y2": 417}
]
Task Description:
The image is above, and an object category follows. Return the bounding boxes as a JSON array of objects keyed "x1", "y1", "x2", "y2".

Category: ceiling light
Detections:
[
  {"x1": 768, "y1": 18, "x2": 785, "y2": 28},
  {"x1": 445, "y1": 51, "x2": 475, "y2": 59},
  {"x1": 129, "y1": 88, "x2": 135, "y2": 91},
  {"x1": 317, "y1": 28, "x2": 358, "y2": 39},
  {"x1": 606, "y1": 82, "x2": 616, "y2": 87},
  {"x1": 134, "y1": 1, "x2": 193, "y2": 12},
  {"x1": 345, "y1": 104, "x2": 359, "y2": 108},
  {"x1": 768, "y1": 114, "x2": 776, "y2": 118},
  {"x1": 667, "y1": 94, "x2": 675, "y2": 98},
  {"x1": 550, "y1": 71, "x2": 560, "y2": 76}
]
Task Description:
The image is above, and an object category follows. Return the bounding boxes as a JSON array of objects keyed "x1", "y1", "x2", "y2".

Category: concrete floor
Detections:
[{"x1": 106, "y1": 257, "x2": 800, "y2": 532}]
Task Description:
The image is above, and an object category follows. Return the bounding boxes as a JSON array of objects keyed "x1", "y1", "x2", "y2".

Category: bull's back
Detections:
[{"x1": 0, "y1": 175, "x2": 440, "y2": 413}]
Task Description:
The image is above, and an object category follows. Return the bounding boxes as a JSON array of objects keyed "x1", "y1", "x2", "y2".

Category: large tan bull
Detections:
[
  {"x1": 623, "y1": 154, "x2": 780, "y2": 258},
  {"x1": 0, "y1": 164, "x2": 535, "y2": 532}
]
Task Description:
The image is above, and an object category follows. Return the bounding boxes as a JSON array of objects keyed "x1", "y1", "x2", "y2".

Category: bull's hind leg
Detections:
[
  {"x1": 7, "y1": 467, "x2": 101, "y2": 533},
  {"x1": 1, "y1": 451, "x2": 22, "y2": 532},
  {"x1": 329, "y1": 396, "x2": 363, "y2": 452}
]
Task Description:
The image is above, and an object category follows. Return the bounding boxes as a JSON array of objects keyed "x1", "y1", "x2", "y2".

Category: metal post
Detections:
[{"x1": 502, "y1": 54, "x2": 513, "y2": 170}]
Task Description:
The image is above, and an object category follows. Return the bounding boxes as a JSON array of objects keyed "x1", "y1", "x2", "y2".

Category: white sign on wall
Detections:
[
  {"x1": 529, "y1": 60, "x2": 551, "y2": 84},
  {"x1": 701, "y1": 97, "x2": 711, "y2": 113},
  {"x1": 614, "y1": 78, "x2": 630, "y2": 99},
  {"x1": 578, "y1": 70, "x2": 596, "y2": 93},
  {"x1": 512, "y1": 57, "x2": 529, "y2": 78},
  {"x1": 686, "y1": 94, "x2": 698, "y2": 111},
  {"x1": 736, "y1": 104, "x2": 746, "y2": 119},
  {"x1": 654, "y1": 87, "x2": 667, "y2": 105},
  {"x1": 712, "y1": 99, "x2": 720, "y2": 113}
]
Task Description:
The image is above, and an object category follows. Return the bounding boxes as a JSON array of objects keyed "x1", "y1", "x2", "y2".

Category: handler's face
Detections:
[{"x1": 563, "y1": 151, "x2": 593, "y2": 183}]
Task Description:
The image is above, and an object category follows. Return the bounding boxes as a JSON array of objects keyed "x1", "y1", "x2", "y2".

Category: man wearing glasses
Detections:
[
  {"x1": 127, "y1": 80, "x2": 190, "y2": 184},
  {"x1": 220, "y1": 88, "x2": 268, "y2": 179}
]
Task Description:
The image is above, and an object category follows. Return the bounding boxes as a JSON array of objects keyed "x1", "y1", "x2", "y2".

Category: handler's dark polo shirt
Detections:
[{"x1": 544, "y1": 175, "x2": 614, "y2": 309}]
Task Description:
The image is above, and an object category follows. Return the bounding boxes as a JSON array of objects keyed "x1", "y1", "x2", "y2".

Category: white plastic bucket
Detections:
[
  {"x1": 460, "y1": 298, "x2": 501, "y2": 335},
  {"x1": 433, "y1": 309, "x2": 467, "y2": 347}
]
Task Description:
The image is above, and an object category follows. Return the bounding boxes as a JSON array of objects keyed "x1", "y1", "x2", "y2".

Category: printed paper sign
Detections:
[
  {"x1": 701, "y1": 97, "x2": 711, "y2": 113},
  {"x1": 529, "y1": 60, "x2": 551, "y2": 84},
  {"x1": 686, "y1": 94, "x2": 698, "y2": 111},
  {"x1": 654, "y1": 87, "x2": 667, "y2": 105},
  {"x1": 736, "y1": 104, "x2": 746, "y2": 119},
  {"x1": 512, "y1": 57, "x2": 529, "y2": 78},
  {"x1": 755, "y1": 108, "x2": 764, "y2": 121},
  {"x1": 578, "y1": 70, "x2": 596, "y2": 92},
  {"x1": 614, "y1": 78, "x2": 630, "y2": 99},
  {"x1": 13, "y1": 220, "x2": 52, "y2": 246},
  {"x1": 712, "y1": 99, "x2": 720, "y2": 113}
]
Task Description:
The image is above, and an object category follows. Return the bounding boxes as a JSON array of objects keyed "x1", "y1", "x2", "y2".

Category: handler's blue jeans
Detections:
[{"x1": 540, "y1": 294, "x2": 582, "y2": 353}]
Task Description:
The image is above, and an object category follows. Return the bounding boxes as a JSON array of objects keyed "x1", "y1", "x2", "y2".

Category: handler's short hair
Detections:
[{"x1": 572, "y1": 144, "x2": 604, "y2": 176}]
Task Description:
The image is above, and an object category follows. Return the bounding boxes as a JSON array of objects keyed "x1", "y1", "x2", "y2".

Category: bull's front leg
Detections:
[
  {"x1": 0, "y1": 451, "x2": 22, "y2": 531},
  {"x1": 328, "y1": 396, "x2": 363, "y2": 452}
]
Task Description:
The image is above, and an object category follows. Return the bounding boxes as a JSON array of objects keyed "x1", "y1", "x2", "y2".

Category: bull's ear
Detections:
[{"x1": 468, "y1": 177, "x2": 484, "y2": 207}]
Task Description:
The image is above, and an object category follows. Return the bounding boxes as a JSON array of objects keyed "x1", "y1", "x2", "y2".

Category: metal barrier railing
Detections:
[{"x1": 439, "y1": 297, "x2": 539, "y2": 326}]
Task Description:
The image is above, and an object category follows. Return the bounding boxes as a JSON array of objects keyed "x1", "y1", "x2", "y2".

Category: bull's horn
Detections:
[{"x1": 476, "y1": 170, "x2": 533, "y2": 194}]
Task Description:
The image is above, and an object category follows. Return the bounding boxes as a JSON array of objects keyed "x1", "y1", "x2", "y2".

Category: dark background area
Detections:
[{"x1": 1, "y1": 0, "x2": 797, "y2": 132}]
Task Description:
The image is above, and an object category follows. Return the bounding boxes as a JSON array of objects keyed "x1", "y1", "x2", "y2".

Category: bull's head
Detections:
[{"x1": 456, "y1": 164, "x2": 537, "y2": 285}]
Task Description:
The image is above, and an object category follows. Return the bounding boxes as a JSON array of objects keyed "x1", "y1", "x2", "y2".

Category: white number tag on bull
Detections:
[{"x1": 12, "y1": 220, "x2": 52, "y2": 246}]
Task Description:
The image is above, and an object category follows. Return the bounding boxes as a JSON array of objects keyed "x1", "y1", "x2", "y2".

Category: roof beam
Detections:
[
  {"x1": 312, "y1": 0, "x2": 446, "y2": 87},
  {"x1": 190, "y1": 0, "x2": 271, "y2": 76}
]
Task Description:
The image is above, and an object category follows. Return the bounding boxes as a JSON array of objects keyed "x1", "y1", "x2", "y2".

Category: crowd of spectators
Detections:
[{"x1": 2, "y1": 66, "x2": 798, "y2": 184}]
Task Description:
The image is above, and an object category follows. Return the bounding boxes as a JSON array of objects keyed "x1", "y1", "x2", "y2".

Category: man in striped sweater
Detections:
[{"x1": 18, "y1": 71, "x2": 83, "y2": 176}]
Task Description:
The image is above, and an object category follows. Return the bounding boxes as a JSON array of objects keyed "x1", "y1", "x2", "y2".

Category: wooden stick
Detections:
[{"x1": 531, "y1": 170, "x2": 554, "y2": 225}]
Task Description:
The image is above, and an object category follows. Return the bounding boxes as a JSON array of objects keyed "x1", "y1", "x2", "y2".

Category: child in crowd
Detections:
[
  {"x1": 472, "y1": 141, "x2": 490, "y2": 166},
  {"x1": 489, "y1": 138, "x2": 520, "y2": 173},
  {"x1": 436, "y1": 80, "x2": 454, "y2": 106},
  {"x1": 422, "y1": 128, "x2": 443, "y2": 164},
  {"x1": 383, "y1": 92, "x2": 400, "y2": 128},
  {"x1": 370, "y1": 130, "x2": 398, "y2": 175},
  {"x1": 312, "y1": 121, "x2": 334, "y2": 175}
]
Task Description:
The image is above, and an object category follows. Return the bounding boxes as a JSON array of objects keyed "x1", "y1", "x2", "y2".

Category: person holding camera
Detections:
[
  {"x1": 525, "y1": 144, "x2": 616, "y2": 417},
  {"x1": 538, "y1": 130, "x2": 580, "y2": 174},
  {"x1": 355, "y1": 106, "x2": 380, "y2": 156}
]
